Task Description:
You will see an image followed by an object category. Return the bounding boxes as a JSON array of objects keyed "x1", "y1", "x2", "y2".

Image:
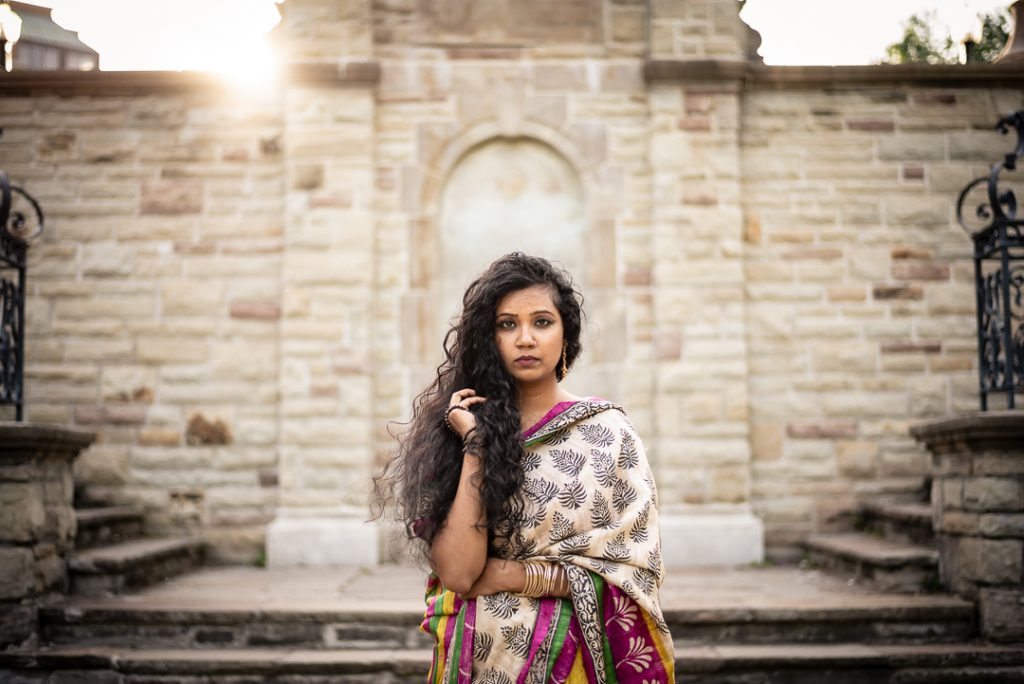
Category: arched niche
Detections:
[{"x1": 438, "y1": 137, "x2": 586, "y2": 325}]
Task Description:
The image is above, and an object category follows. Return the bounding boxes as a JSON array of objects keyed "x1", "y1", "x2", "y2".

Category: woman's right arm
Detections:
[{"x1": 428, "y1": 390, "x2": 489, "y2": 594}]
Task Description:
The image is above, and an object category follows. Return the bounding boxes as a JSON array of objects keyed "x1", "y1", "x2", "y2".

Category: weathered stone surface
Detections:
[
  {"x1": 141, "y1": 180, "x2": 203, "y2": 215},
  {"x1": 957, "y1": 536, "x2": 1023, "y2": 584},
  {"x1": 963, "y1": 477, "x2": 1023, "y2": 512},
  {"x1": 0, "y1": 483, "x2": 46, "y2": 542},
  {"x1": 0, "y1": 547, "x2": 36, "y2": 600},
  {"x1": 979, "y1": 587, "x2": 1024, "y2": 642}
]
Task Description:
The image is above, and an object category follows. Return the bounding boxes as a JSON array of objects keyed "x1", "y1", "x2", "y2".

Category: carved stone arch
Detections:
[{"x1": 405, "y1": 121, "x2": 609, "y2": 396}]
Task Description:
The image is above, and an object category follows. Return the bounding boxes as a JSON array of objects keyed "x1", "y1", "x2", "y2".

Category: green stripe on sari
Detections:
[
  {"x1": 544, "y1": 599, "x2": 573, "y2": 680},
  {"x1": 444, "y1": 601, "x2": 467, "y2": 684}
]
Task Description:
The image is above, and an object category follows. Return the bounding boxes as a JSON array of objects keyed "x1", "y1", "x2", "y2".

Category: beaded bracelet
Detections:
[{"x1": 444, "y1": 404, "x2": 470, "y2": 434}]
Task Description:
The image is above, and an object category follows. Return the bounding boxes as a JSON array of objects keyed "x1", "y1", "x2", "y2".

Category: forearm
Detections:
[
  {"x1": 429, "y1": 452, "x2": 488, "y2": 592},
  {"x1": 459, "y1": 557, "x2": 574, "y2": 600}
]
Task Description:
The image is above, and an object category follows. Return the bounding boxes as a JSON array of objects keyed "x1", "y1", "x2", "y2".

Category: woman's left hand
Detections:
[{"x1": 459, "y1": 557, "x2": 522, "y2": 599}]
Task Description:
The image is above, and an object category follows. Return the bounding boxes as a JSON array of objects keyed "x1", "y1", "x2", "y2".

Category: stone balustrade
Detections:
[
  {"x1": 0, "y1": 423, "x2": 94, "y2": 648},
  {"x1": 911, "y1": 412, "x2": 1024, "y2": 643}
]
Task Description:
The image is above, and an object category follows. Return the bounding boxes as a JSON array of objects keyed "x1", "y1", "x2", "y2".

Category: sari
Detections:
[{"x1": 421, "y1": 398, "x2": 676, "y2": 684}]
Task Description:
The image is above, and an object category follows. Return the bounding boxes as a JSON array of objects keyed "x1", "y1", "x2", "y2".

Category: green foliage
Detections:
[
  {"x1": 883, "y1": 8, "x2": 1011, "y2": 64},
  {"x1": 973, "y1": 9, "x2": 1011, "y2": 63},
  {"x1": 884, "y1": 11, "x2": 957, "y2": 64}
]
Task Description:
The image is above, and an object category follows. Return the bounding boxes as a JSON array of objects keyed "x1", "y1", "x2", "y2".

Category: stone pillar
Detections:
[
  {"x1": 265, "y1": 0, "x2": 382, "y2": 567},
  {"x1": 911, "y1": 412, "x2": 1024, "y2": 643},
  {"x1": 646, "y1": 0, "x2": 763, "y2": 566},
  {"x1": 0, "y1": 423, "x2": 94, "y2": 648}
]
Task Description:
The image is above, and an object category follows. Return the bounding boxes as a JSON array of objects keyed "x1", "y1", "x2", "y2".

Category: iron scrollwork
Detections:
[
  {"x1": 1, "y1": 127, "x2": 45, "y2": 421},
  {"x1": 956, "y1": 110, "x2": 1024, "y2": 410}
]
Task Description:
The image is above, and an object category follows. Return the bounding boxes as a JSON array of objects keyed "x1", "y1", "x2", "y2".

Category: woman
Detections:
[{"x1": 373, "y1": 253, "x2": 675, "y2": 683}]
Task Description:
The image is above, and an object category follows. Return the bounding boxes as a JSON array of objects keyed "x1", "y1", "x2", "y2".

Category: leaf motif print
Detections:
[
  {"x1": 647, "y1": 543, "x2": 663, "y2": 576},
  {"x1": 632, "y1": 567, "x2": 656, "y2": 596},
  {"x1": 521, "y1": 451, "x2": 542, "y2": 472},
  {"x1": 592, "y1": 449, "x2": 616, "y2": 488},
  {"x1": 549, "y1": 511, "x2": 576, "y2": 543},
  {"x1": 479, "y1": 668, "x2": 513, "y2": 684},
  {"x1": 588, "y1": 556, "x2": 617, "y2": 575},
  {"x1": 612, "y1": 478, "x2": 638, "y2": 514},
  {"x1": 551, "y1": 449, "x2": 586, "y2": 477},
  {"x1": 525, "y1": 477, "x2": 559, "y2": 505},
  {"x1": 622, "y1": 636, "x2": 654, "y2": 673},
  {"x1": 500, "y1": 624, "x2": 531, "y2": 658},
  {"x1": 482, "y1": 592, "x2": 521, "y2": 620},
  {"x1": 609, "y1": 593, "x2": 639, "y2": 632},
  {"x1": 629, "y1": 501, "x2": 650, "y2": 544},
  {"x1": 643, "y1": 470, "x2": 658, "y2": 506},
  {"x1": 474, "y1": 632, "x2": 494, "y2": 662},
  {"x1": 605, "y1": 531, "x2": 631, "y2": 562},
  {"x1": 557, "y1": 479, "x2": 588, "y2": 510},
  {"x1": 559, "y1": 533, "x2": 591, "y2": 555},
  {"x1": 618, "y1": 430, "x2": 639, "y2": 469},
  {"x1": 514, "y1": 532, "x2": 538, "y2": 559},
  {"x1": 579, "y1": 423, "x2": 615, "y2": 448},
  {"x1": 543, "y1": 427, "x2": 571, "y2": 445},
  {"x1": 590, "y1": 491, "x2": 612, "y2": 528}
]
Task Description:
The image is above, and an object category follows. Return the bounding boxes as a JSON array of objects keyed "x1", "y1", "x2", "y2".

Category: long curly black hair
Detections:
[{"x1": 371, "y1": 252, "x2": 584, "y2": 559}]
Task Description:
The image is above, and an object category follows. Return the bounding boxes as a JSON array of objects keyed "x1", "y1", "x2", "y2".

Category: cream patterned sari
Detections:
[{"x1": 422, "y1": 399, "x2": 675, "y2": 684}]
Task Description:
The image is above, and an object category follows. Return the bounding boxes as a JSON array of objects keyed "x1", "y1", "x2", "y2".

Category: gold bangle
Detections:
[
  {"x1": 523, "y1": 561, "x2": 545, "y2": 598},
  {"x1": 543, "y1": 562, "x2": 555, "y2": 596}
]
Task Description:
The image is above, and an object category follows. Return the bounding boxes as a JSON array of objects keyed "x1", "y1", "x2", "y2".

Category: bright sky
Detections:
[{"x1": 26, "y1": 0, "x2": 1016, "y2": 75}]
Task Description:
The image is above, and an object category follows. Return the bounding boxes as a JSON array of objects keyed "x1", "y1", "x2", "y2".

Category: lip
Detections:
[{"x1": 514, "y1": 356, "x2": 540, "y2": 366}]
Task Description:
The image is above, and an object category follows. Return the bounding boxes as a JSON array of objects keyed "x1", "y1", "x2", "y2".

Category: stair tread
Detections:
[
  {"x1": 75, "y1": 505, "x2": 145, "y2": 526},
  {"x1": 47, "y1": 593, "x2": 975, "y2": 621},
  {"x1": 69, "y1": 537, "x2": 203, "y2": 573},
  {"x1": 860, "y1": 499, "x2": 933, "y2": 524},
  {"x1": 804, "y1": 533, "x2": 938, "y2": 566},
  {"x1": 6, "y1": 642, "x2": 1024, "y2": 670}
]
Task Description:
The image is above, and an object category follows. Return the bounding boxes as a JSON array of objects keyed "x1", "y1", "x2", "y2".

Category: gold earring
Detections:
[{"x1": 561, "y1": 345, "x2": 568, "y2": 378}]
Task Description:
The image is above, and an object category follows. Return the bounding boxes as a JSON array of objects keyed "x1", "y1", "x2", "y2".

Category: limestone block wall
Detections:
[
  {"x1": 1, "y1": 82, "x2": 286, "y2": 563},
  {"x1": 648, "y1": 79, "x2": 750, "y2": 510},
  {"x1": 278, "y1": 84, "x2": 377, "y2": 518},
  {"x1": 650, "y1": 0, "x2": 749, "y2": 60},
  {"x1": 742, "y1": 81, "x2": 1024, "y2": 557}
]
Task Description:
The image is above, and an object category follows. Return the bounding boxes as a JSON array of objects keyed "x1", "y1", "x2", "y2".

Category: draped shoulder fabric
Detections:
[{"x1": 421, "y1": 398, "x2": 676, "y2": 684}]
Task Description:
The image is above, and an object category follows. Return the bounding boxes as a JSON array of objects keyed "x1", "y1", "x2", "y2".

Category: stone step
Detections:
[
  {"x1": 69, "y1": 537, "x2": 205, "y2": 597},
  {"x1": 4, "y1": 642, "x2": 1024, "y2": 683},
  {"x1": 803, "y1": 533, "x2": 940, "y2": 595},
  {"x1": 859, "y1": 498, "x2": 936, "y2": 547},
  {"x1": 73, "y1": 505, "x2": 145, "y2": 550},
  {"x1": 40, "y1": 592, "x2": 976, "y2": 649}
]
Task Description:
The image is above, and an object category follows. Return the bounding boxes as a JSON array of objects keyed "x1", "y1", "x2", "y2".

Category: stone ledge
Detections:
[
  {"x1": 910, "y1": 411, "x2": 1024, "y2": 455},
  {"x1": 0, "y1": 63, "x2": 381, "y2": 96},
  {"x1": 644, "y1": 60, "x2": 1024, "y2": 88},
  {"x1": 0, "y1": 423, "x2": 95, "y2": 457},
  {"x1": 5, "y1": 642, "x2": 1024, "y2": 676}
]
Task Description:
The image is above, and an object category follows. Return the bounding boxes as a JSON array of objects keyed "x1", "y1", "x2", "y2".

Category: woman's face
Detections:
[{"x1": 494, "y1": 284, "x2": 565, "y2": 387}]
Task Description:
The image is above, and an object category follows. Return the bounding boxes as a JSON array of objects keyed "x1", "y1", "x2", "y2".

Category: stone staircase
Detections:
[
  {"x1": 802, "y1": 493, "x2": 941, "y2": 595},
  {"x1": 67, "y1": 502, "x2": 204, "y2": 597},
  {"x1": 4, "y1": 561, "x2": 1023, "y2": 683}
]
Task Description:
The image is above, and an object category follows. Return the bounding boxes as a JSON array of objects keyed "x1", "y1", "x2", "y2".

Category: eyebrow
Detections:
[{"x1": 496, "y1": 309, "x2": 556, "y2": 317}]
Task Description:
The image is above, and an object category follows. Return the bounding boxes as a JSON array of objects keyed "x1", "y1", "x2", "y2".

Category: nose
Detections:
[{"x1": 516, "y1": 327, "x2": 536, "y2": 347}]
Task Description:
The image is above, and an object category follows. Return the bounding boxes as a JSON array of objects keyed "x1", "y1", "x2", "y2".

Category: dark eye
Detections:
[
  {"x1": 536, "y1": 318, "x2": 553, "y2": 327},
  {"x1": 498, "y1": 319, "x2": 515, "y2": 329}
]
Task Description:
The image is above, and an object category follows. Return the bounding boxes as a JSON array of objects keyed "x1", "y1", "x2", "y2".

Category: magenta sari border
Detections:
[
  {"x1": 458, "y1": 598, "x2": 476, "y2": 684},
  {"x1": 515, "y1": 598, "x2": 556, "y2": 684},
  {"x1": 549, "y1": 615, "x2": 583, "y2": 683},
  {"x1": 521, "y1": 401, "x2": 576, "y2": 440}
]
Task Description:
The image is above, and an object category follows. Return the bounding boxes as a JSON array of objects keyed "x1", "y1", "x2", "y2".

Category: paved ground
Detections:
[{"x1": 72, "y1": 561, "x2": 971, "y2": 612}]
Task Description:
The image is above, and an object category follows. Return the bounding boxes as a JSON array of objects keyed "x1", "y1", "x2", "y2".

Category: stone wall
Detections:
[
  {"x1": 2, "y1": 0, "x2": 1023, "y2": 565},
  {"x1": 913, "y1": 413, "x2": 1024, "y2": 642},
  {"x1": 0, "y1": 424, "x2": 93, "y2": 648},
  {"x1": 740, "y1": 78, "x2": 1024, "y2": 557},
  {"x1": 2, "y1": 79, "x2": 286, "y2": 564}
]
